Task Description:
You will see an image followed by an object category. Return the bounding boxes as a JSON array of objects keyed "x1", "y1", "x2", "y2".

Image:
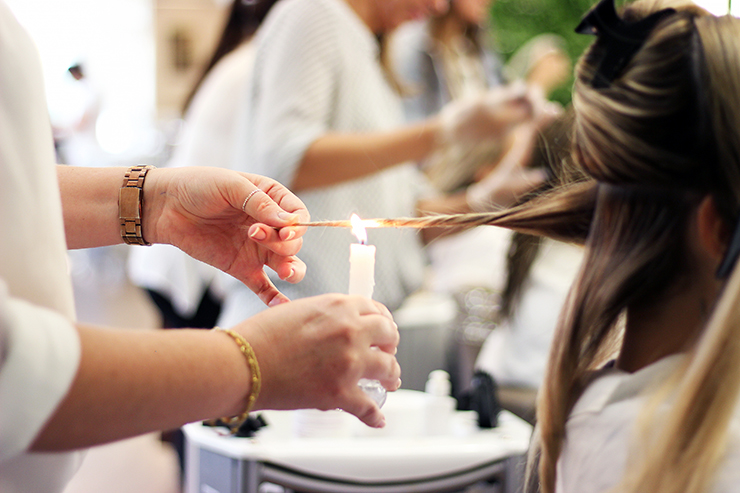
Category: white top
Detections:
[
  {"x1": 127, "y1": 42, "x2": 257, "y2": 316},
  {"x1": 475, "y1": 240, "x2": 584, "y2": 388},
  {"x1": 557, "y1": 355, "x2": 740, "y2": 493},
  {"x1": 219, "y1": 0, "x2": 429, "y2": 325},
  {"x1": 0, "y1": 2, "x2": 83, "y2": 491}
]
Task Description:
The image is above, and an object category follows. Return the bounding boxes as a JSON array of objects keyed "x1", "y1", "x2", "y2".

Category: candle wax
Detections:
[
  {"x1": 348, "y1": 243, "x2": 376, "y2": 299},
  {"x1": 348, "y1": 240, "x2": 386, "y2": 408}
]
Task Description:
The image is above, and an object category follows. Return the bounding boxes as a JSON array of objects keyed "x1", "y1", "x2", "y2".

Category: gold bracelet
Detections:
[
  {"x1": 119, "y1": 165, "x2": 155, "y2": 245},
  {"x1": 213, "y1": 327, "x2": 262, "y2": 434}
]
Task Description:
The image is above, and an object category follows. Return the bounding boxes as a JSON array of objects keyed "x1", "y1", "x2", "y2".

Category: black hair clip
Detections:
[{"x1": 575, "y1": 0, "x2": 675, "y2": 88}]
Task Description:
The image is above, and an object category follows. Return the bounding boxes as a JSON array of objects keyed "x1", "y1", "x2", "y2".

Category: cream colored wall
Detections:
[{"x1": 155, "y1": 0, "x2": 228, "y2": 120}]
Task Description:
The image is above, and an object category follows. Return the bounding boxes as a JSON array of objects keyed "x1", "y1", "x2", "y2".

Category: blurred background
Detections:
[{"x1": 6, "y1": 0, "x2": 735, "y2": 165}]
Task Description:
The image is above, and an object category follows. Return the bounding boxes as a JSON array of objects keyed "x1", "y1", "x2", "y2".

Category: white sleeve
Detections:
[
  {"x1": 244, "y1": 1, "x2": 340, "y2": 185},
  {"x1": 0, "y1": 279, "x2": 81, "y2": 461}
]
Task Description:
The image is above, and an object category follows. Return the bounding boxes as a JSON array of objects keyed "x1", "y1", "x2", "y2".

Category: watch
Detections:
[{"x1": 119, "y1": 165, "x2": 155, "y2": 245}]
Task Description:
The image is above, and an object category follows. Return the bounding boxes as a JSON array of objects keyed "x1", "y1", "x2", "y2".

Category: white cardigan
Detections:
[{"x1": 0, "y1": 2, "x2": 83, "y2": 491}]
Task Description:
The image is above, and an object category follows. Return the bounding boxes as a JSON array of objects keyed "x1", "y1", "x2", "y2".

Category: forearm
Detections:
[
  {"x1": 292, "y1": 119, "x2": 441, "y2": 191},
  {"x1": 31, "y1": 325, "x2": 251, "y2": 451},
  {"x1": 57, "y1": 166, "x2": 132, "y2": 249}
]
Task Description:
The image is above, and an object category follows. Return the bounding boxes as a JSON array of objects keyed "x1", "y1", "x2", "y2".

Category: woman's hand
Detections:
[
  {"x1": 438, "y1": 82, "x2": 534, "y2": 146},
  {"x1": 234, "y1": 294, "x2": 402, "y2": 428},
  {"x1": 466, "y1": 98, "x2": 562, "y2": 211},
  {"x1": 143, "y1": 167, "x2": 310, "y2": 307}
]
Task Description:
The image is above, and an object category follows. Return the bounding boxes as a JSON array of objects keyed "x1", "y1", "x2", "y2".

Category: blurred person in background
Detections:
[
  {"x1": 473, "y1": 112, "x2": 583, "y2": 423},
  {"x1": 390, "y1": 0, "x2": 577, "y2": 407},
  {"x1": 53, "y1": 62, "x2": 105, "y2": 169},
  {"x1": 218, "y1": 0, "x2": 555, "y2": 328}
]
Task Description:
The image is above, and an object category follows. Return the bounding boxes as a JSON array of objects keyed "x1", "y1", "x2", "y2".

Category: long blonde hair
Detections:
[{"x1": 464, "y1": 2, "x2": 740, "y2": 492}]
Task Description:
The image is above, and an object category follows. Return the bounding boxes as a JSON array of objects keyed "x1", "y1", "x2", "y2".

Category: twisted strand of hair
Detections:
[{"x1": 298, "y1": 212, "x2": 501, "y2": 230}]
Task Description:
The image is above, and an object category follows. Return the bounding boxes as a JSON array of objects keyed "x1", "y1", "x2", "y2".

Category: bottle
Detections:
[{"x1": 424, "y1": 370, "x2": 457, "y2": 436}]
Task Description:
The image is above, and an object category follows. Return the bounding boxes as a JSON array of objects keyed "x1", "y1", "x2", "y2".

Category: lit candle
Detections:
[
  {"x1": 348, "y1": 214, "x2": 386, "y2": 408},
  {"x1": 348, "y1": 214, "x2": 376, "y2": 298}
]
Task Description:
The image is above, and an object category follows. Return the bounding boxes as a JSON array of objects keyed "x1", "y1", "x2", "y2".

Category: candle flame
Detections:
[{"x1": 350, "y1": 214, "x2": 367, "y2": 244}]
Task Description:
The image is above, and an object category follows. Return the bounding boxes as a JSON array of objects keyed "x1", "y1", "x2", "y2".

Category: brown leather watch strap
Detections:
[{"x1": 119, "y1": 165, "x2": 155, "y2": 245}]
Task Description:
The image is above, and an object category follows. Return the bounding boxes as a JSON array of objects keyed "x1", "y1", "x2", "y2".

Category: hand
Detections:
[
  {"x1": 466, "y1": 122, "x2": 551, "y2": 211},
  {"x1": 143, "y1": 167, "x2": 310, "y2": 307},
  {"x1": 235, "y1": 294, "x2": 402, "y2": 428},
  {"x1": 438, "y1": 82, "x2": 534, "y2": 146}
]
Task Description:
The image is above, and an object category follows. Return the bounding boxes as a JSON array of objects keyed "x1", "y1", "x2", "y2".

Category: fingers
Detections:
[
  {"x1": 241, "y1": 187, "x2": 300, "y2": 228},
  {"x1": 364, "y1": 348, "x2": 402, "y2": 389},
  {"x1": 343, "y1": 389, "x2": 386, "y2": 428},
  {"x1": 352, "y1": 297, "x2": 399, "y2": 350},
  {"x1": 243, "y1": 268, "x2": 292, "y2": 307},
  {"x1": 242, "y1": 173, "x2": 310, "y2": 228},
  {"x1": 344, "y1": 354, "x2": 401, "y2": 428},
  {"x1": 247, "y1": 223, "x2": 304, "y2": 257},
  {"x1": 269, "y1": 255, "x2": 307, "y2": 284}
]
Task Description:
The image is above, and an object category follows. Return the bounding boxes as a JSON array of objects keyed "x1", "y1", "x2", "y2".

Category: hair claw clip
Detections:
[{"x1": 575, "y1": 0, "x2": 675, "y2": 88}]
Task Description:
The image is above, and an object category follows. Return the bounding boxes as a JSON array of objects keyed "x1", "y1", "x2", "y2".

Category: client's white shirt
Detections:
[{"x1": 557, "y1": 355, "x2": 740, "y2": 493}]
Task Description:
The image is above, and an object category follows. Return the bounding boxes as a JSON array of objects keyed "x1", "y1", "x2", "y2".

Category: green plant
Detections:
[{"x1": 489, "y1": 0, "x2": 596, "y2": 104}]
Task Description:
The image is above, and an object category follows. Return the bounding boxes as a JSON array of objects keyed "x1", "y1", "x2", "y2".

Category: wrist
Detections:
[{"x1": 140, "y1": 167, "x2": 167, "y2": 245}]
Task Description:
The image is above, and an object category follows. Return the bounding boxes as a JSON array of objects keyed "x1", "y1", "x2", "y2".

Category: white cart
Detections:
[{"x1": 184, "y1": 391, "x2": 532, "y2": 493}]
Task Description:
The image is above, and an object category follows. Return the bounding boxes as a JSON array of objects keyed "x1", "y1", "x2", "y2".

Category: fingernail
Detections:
[
  {"x1": 249, "y1": 227, "x2": 267, "y2": 241},
  {"x1": 284, "y1": 230, "x2": 295, "y2": 241},
  {"x1": 278, "y1": 212, "x2": 299, "y2": 222},
  {"x1": 268, "y1": 297, "x2": 286, "y2": 307},
  {"x1": 285, "y1": 267, "x2": 295, "y2": 280}
]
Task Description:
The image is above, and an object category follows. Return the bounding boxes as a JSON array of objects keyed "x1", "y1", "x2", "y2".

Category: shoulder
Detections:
[
  {"x1": 254, "y1": 0, "x2": 351, "y2": 69},
  {"x1": 260, "y1": 0, "x2": 347, "y2": 40}
]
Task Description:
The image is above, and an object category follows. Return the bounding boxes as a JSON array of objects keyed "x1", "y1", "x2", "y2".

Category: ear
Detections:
[{"x1": 697, "y1": 195, "x2": 731, "y2": 261}]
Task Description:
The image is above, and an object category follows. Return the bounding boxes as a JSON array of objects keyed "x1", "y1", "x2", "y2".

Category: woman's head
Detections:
[
  {"x1": 573, "y1": 1, "x2": 740, "y2": 205},
  {"x1": 506, "y1": 1, "x2": 740, "y2": 492},
  {"x1": 564, "y1": 0, "x2": 740, "y2": 319},
  {"x1": 450, "y1": 0, "x2": 493, "y2": 26},
  {"x1": 368, "y1": 0, "x2": 448, "y2": 33}
]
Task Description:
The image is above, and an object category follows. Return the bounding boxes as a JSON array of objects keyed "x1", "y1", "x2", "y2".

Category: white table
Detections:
[{"x1": 184, "y1": 391, "x2": 532, "y2": 493}]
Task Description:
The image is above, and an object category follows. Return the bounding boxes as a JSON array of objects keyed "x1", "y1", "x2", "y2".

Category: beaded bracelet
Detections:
[{"x1": 213, "y1": 327, "x2": 262, "y2": 434}]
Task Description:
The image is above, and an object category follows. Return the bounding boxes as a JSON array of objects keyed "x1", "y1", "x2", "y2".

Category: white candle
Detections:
[
  {"x1": 348, "y1": 214, "x2": 376, "y2": 299},
  {"x1": 348, "y1": 214, "x2": 386, "y2": 408}
]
